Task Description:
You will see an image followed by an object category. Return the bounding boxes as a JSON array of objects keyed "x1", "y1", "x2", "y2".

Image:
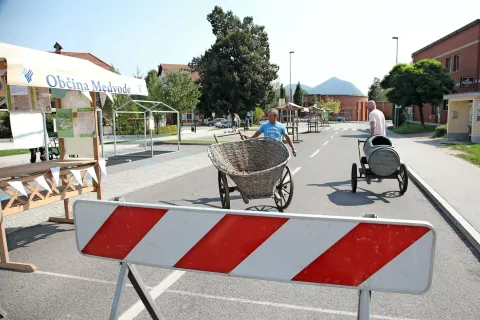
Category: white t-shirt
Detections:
[{"x1": 368, "y1": 109, "x2": 386, "y2": 136}]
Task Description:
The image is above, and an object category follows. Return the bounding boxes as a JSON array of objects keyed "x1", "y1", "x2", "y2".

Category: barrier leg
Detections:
[
  {"x1": 127, "y1": 264, "x2": 165, "y2": 320},
  {"x1": 0, "y1": 305, "x2": 6, "y2": 319},
  {"x1": 357, "y1": 290, "x2": 371, "y2": 320},
  {"x1": 109, "y1": 262, "x2": 128, "y2": 320}
]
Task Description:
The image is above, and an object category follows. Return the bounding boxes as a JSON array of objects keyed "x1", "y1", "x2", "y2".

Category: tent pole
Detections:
[
  {"x1": 113, "y1": 111, "x2": 117, "y2": 156},
  {"x1": 150, "y1": 112, "x2": 153, "y2": 158},
  {"x1": 177, "y1": 112, "x2": 180, "y2": 152},
  {"x1": 144, "y1": 112, "x2": 147, "y2": 151}
]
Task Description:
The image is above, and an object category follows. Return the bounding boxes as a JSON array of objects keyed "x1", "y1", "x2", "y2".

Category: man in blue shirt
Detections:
[{"x1": 246, "y1": 109, "x2": 296, "y2": 156}]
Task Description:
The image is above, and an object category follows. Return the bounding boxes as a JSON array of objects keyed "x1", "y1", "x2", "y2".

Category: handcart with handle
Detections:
[{"x1": 209, "y1": 132, "x2": 294, "y2": 211}]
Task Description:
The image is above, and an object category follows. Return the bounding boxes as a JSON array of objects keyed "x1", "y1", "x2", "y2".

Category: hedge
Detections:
[{"x1": 434, "y1": 125, "x2": 447, "y2": 138}]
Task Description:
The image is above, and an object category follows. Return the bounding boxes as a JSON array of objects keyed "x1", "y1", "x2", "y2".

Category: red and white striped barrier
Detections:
[{"x1": 74, "y1": 200, "x2": 436, "y2": 294}]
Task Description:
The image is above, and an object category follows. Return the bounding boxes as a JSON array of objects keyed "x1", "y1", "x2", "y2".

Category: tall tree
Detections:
[
  {"x1": 311, "y1": 94, "x2": 319, "y2": 106},
  {"x1": 381, "y1": 59, "x2": 455, "y2": 127},
  {"x1": 279, "y1": 83, "x2": 286, "y2": 99},
  {"x1": 320, "y1": 97, "x2": 341, "y2": 115},
  {"x1": 368, "y1": 77, "x2": 389, "y2": 101},
  {"x1": 293, "y1": 82, "x2": 304, "y2": 106},
  {"x1": 190, "y1": 6, "x2": 279, "y2": 117}
]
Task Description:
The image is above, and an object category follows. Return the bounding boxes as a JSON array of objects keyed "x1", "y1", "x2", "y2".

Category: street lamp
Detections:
[
  {"x1": 289, "y1": 51, "x2": 294, "y2": 103},
  {"x1": 392, "y1": 37, "x2": 399, "y2": 64},
  {"x1": 392, "y1": 37, "x2": 399, "y2": 127}
]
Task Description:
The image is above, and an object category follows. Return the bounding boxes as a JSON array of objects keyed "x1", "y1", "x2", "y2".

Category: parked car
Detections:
[{"x1": 208, "y1": 118, "x2": 225, "y2": 126}]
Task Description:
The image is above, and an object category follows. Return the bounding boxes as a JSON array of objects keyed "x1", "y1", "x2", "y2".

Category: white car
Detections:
[{"x1": 259, "y1": 118, "x2": 268, "y2": 125}]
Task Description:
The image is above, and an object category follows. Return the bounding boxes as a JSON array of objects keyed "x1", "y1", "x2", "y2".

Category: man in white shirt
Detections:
[{"x1": 368, "y1": 101, "x2": 386, "y2": 136}]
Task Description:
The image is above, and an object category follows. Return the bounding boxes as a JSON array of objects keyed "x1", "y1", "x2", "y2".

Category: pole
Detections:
[
  {"x1": 97, "y1": 108, "x2": 104, "y2": 158},
  {"x1": 109, "y1": 262, "x2": 128, "y2": 320},
  {"x1": 392, "y1": 37, "x2": 399, "y2": 127},
  {"x1": 289, "y1": 52, "x2": 293, "y2": 103},
  {"x1": 395, "y1": 38, "x2": 399, "y2": 64},
  {"x1": 144, "y1": 112, "x2": 147, "y2": 151},
  {"x1": 357, "y1": 290, "x2": 371, "y2": 320},
  {"x1": 113, "y1": 111, "x2": 117, "y2": 156},
  {"x1": 150, "y1": 111, "x2": 153, "y2": 158}
]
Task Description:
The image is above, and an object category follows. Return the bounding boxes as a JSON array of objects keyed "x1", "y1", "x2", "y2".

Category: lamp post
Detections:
[
  {"x1": 392, "y1": 37, "x2": 399, "y2": 127},
  {"x1": 289, "y1": 51, "x2": 294, "y2": 103}
]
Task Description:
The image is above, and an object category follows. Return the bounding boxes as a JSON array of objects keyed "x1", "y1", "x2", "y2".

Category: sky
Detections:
[{"x1": 1, "y1": 0, "x2": 479, "y2": 95}]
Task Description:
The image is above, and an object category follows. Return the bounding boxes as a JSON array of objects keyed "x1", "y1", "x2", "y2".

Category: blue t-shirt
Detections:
[{"x1": 258, "y1": 121, "x2": 287, "y2": 141}]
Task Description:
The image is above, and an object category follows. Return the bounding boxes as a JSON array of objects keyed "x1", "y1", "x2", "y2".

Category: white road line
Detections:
[
  {"x1": 330, "y1": 135, "x2": 334, "y2": 139},
  {"x1": 343, "y1": 128, "x2": 349, "y2": 131},
  {"x1": 333, "y1": 128, "x2": 339, "y2": 131},
  {"x1": 335, "y1": 131, "x2": 338, "y2": 135},
  {"x1": 34, "y1": 270, "x2": 151, "y2": 289},
  {"x1": 119, "y1": 270, "x2": 185, "y2": 320},
  {"x1": 309, "y1": 150, "x2": 320, "y2": 158},
  {"x1": 323, "y1": 141, "x2": 329, "y2": 146},
  {"x1": 324, "y1": 127, "x2": 331, "y2": 130},
  {"x1": 292, "y1": 167, "x2": 302, "y2": 175},
  {"x1": 166, "y1": 289, "x2": 419, "y2": 320}
]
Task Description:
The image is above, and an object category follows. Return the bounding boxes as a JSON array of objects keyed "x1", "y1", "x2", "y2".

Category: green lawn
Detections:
[
  {"x1": 388, "y1": 123, "x2": 436, "y2": 134},
  {"x1": 447, "y1": 144, "x2": 480, "y2": 166},
  {"x1": 0, "y1": 149, "x2": 30, "y2": 157}
]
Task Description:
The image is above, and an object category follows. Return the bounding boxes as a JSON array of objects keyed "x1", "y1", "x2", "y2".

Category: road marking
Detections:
[
  {"x1": 335, "y1": 132, "x2": 338, "y2": 135},
  {"x1": 119, "y1": 270, "x2": 185, "y2": 320},
  {"x1": 324, "y1": 127, "x2": 331, "y2": 130},
  {"x1": 343, "y1": 128, "x2": 349, "y2": 131},
  {"x1": 292, "y1": 167, "x2": 302, "y2": 175},
  {"x1": 34, "y1": 270, "x2": 152, "y2": 289},
  {"x1": 333, "y1": 128, "x2": 339, "y2": 131},
  {"x1": 309, "y1": 150, "x2": 320, "y2": 158},
  {"x1": 330, "y1": 135, "x2": 334, "y2": 139},
  {"x1": 323, "y1": 141, "x2": 329, "y2": 146},
  {"x1": 165, "y1": 289, "x2": 419, "y2": 320}
]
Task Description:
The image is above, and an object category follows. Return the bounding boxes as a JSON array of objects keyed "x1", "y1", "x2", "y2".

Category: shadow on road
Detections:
[
  {"x1": 6, "y1": 223, "x2": 72, "y2": 251},
  {"x1": 245, "y1": 205, "x2": 279, "y2": 212},
  {"x1": 308, "y1": 180, "x2": 401, "y2": 206},
  {"x1": 159, "y1": 195, "x2": 244, "y2": 209},
  {"x1": 339, "y1": 134, "x2": 369, "y2": 139}
]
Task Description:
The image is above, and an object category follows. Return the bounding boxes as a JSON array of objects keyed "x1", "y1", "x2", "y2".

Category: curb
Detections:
[{"x1": 407, "y1": 165, "x2": 480, "y2": 253}]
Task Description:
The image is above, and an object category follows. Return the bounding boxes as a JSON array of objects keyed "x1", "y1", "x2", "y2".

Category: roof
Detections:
[
  {"x1": 158, "y1": 64, "x2": 200, "y2": 81},
  {"x1": 48, "y1": 52, "x2": 111, "y2": 70},
  {"x1": 412, "y1": 19, "x2": 480, "y2": 57}
]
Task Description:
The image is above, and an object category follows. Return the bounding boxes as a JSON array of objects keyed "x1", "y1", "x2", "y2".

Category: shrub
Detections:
[
  {"x1": 157, "y1": 125, "x2": 177, "y2": 135},
  {"x1": 435, "y1": 125, "x2": 447, "y2": 138}
]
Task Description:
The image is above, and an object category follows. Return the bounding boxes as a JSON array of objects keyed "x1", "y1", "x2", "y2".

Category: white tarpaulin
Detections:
[
  {"x1": 10, "y1": 112, "x2": 45, "y2": 148},
  {"x1": 1, "y1": 42, "x2": 148, "y2": 96}
]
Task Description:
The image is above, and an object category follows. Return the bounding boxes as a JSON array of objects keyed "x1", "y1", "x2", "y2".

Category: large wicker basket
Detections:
[{"x1": 208, "y1": 138, "x2": 290, "y2": 200}]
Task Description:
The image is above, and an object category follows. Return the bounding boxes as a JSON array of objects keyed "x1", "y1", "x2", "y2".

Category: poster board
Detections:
[
  {"x1": 10, "y1": 112, "x2": 45, "y2": 149},
  {"x1": 5, "y1": 85, "x2": 52, "y2": 112},
  {"x1": 59, "y1": 90, "x2": 95, "y2": 156}
]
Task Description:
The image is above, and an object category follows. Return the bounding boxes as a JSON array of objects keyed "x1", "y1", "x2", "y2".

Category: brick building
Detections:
[
  {"x1": 411, "y1": 19, "x2": 480, "y2": 139},
  {"x1": 303, "y1": 94, "x2": 392, "y2": 121}
]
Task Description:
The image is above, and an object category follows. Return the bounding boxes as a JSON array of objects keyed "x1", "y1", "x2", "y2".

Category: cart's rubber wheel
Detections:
[
  {"x1": 351, "y1": 163, "x2": 358, "y2": 193},
  {"x1": 398, "y1": 164, "x2": 408, "y2": 194},
  {"x1": 218, "y1": 171, "x2": 230, "y2": 209},
  {"x1": 274, "y1": 166, "x2": 294, "y2": 211}
]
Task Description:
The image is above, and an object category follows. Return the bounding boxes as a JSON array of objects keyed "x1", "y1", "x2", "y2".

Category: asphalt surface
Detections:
[{"x1": 1, "y1": 122, "x2": 479, "y2": 320}]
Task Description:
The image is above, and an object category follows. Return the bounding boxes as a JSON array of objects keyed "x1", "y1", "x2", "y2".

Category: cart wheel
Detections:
[
  {"x1": 274, "y1": 166, "x2": 294, "y2": 211},
  {"x1": 218, "y1": 171, "x2": 230, "y2": 209},
  {"x1": 398, "y1": 164, "x2": 408, "y2": 194},
  {"x1": 351, "y1": 163, "x2": 358, "y2": 193}
]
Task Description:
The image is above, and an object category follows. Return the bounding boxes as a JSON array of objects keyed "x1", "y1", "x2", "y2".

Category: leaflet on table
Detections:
[{"x1": 77, "y1": 108, "x2": 95, "y2": 137}]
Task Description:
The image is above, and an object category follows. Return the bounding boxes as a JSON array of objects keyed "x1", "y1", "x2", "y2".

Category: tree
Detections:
[
  {"x1": 311, "y1": 94, "x2": 319, "y2": 106},
  {"x1": 148, "y1": 70, "x2": 201, "y2": 140},
  {"x1": 279, "y1": 84, "x2": 286, "y2": 99},
  {"x1": 368, "y1": 77, "x2": 389, "y2": 101},
  {"x1": 190, "y1": 6, "x2": 279, "y2": 117},
  {"x1": 381, "y1": 59, "x2": 455, "y2": 127},
  {"x1": 253, "y1": 107, "x2": 264, "y2": 122},
  {"x1": 293, "y1": 82, "x2": 304, "y2": 106},
  {"x1": 320, "y1": 96, "x2": 341, "y2": 115}
]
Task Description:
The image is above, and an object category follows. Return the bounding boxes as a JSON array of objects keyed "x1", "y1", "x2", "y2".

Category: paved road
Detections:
[{"x1": 1, "y1": 122, "x2": 479, "y2": 320}]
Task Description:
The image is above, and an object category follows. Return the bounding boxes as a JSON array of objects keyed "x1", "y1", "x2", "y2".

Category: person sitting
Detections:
[{"x1": 244, "y1": 109, "x2": 296, "y2": 156}]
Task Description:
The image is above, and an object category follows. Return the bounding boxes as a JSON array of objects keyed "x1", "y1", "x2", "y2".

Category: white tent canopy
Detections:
[{"x1": 0, "y1": 42, "x2": 147, "y2": 96}]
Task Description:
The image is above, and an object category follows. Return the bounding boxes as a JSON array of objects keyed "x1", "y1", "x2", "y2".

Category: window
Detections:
[
  {"x1": 443, "y1": 100, "x2": 448, "y2": 111},
  {"x1": 454, "y1": 55, "x2": 460, "y2": 72},
  {"x1": 445, "y1": 57, "x2": 452, "y2": 73},
  {"x1": 186, "y1": 113, "x2": 193, "y2": 120}
]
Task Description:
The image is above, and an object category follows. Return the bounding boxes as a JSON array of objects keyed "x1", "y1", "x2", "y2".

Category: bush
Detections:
[
  {"x1": 157, "y1": 125, "x2": 177, "y2": 135},
  {"x1": 434, "y1": 125, "x2": 447, "y2": 138}
]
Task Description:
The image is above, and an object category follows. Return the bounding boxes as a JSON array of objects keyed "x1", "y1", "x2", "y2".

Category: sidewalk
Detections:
[{"x1": 388, "y1": 131, "x2": 480, "y2": 247}]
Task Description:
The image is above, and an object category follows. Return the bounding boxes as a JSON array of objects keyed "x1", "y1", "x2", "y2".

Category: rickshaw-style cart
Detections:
[
  {"x1": 209, "y1": 133, "x2": 294, "y2": 211},
  {"x1": 351, "y1": 135, "x2": 408, "y2": 194}
]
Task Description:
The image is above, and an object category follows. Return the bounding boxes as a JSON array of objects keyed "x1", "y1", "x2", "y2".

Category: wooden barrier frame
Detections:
[{"x1": 0, "y1": 91, "x2": 103, "y2": 272}]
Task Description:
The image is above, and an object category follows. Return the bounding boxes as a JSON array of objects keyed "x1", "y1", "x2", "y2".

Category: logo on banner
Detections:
[{"x1": 21, "y1": 68, "x2": 33, "y2": 83}]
